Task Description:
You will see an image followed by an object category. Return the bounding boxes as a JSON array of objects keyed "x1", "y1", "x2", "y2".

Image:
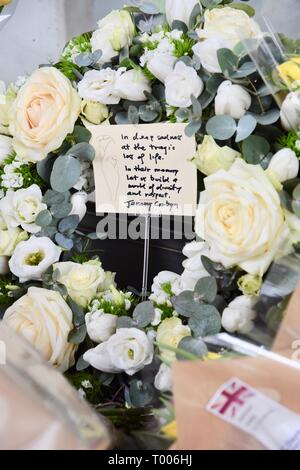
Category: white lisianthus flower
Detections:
[
  {"x1": 196, "y1": 159, "x2": 292, "y2": 276},
  {"x1": 0, "y1": 212, "x2": 27, "y2": 256},
  {"x1": 149, "y1": 271, "x2": 182, "y2": 304},
  {"x1": 9, "y1": 67, "x2": 81, "y2": 163},
  {"x1": 83, "y1": 328, "x2": 154, "y2": 376},
  {"x1": 9, "y1": 236, "x2": 61, "y2": 283},
  {"x1": 180, "y1": 241, "x2": 210, "y2": 291},
  {"x1": 193, "y1": 135, "x2": 240, "y2": 176},
  {"x1": 166, "y1": 0, "x2": 200, "y2": 27},
  {"x1": 222, "y1": 296, "x2": 257, "y2": 334},
  {"x1": 85, "y1": 310, "x2": 117, "y2": 343},
  {"x1": 0, "y1": 256, "x2": 9, "y2": 275},
  {"x1": 157, "y1": 317, "x2": 191, "y2": 363},
  {"x1": 165, "y1": 61, "x2": 204, "y2": 108},
  {"x1": 0, "y1": 135, "x2": 12, "y2": 165},
  {"x1": 145, "y1": 52, "x2": 176, "y2": 84},
  {"x1": 54, "y1": 260, "x2": 106, "y2": 308},
  {"x1": 280, "y1": 91, "x2": 300, "y2": 131},
  {"x1": 152, "y1": 308, "x2": 163, "y2": 327},
  {"x1": 268, "y1": 148, "x2": 299, "y2": 183},
  {"x1": 91, "y1": 10, "x2": 135, "y2": 64},
  {"x1": 154, "y1": 363, "x2": 172, "y2": 392},
  {"x1": 78, "y1": 68, "x2": 125, "y2": 105},
  {"x1": 0, "y1": 185, "x2": 47, "y2": 234},
  {"x1": 69, "y1": 191, "x2": 88, "y2": 222},
  {"x1": 215, "y1": 81, "x2": 251, "y2": 119},
  {"x1": 193, "y1": 38, "x2": 231, "y2": 74},
  {"x1": 3, "y1": 287, "x2": 77, "y2": 372},
  {"x1": 115, "y1": 69, "x2": 151, "y2": 102}
]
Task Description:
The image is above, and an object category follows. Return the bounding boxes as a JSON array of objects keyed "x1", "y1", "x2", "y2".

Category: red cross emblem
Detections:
[{"x1": 210, "y1": 379, "x2": 255, "y2": 418}]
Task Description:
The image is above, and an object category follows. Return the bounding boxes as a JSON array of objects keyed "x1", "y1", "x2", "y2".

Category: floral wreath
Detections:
[{"x1": 1, "y1": 0, "x2": 300, "y2": 444}]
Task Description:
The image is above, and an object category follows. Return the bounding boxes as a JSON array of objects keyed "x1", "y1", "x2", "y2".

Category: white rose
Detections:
[
  {"x1": 78, "y1": 68, "x2": 124, "y2": 105},
  {"x1": 196, "y1": 159, "x2": 292, "y2": 276},
  {"x1": 0, "y1": 135, "x2": 12, "y2": 165},
  {"x1": 69, "y1": 191, "x2": 88, "y2": 222},
  {"x1": 180, "y1": 241, "x2": 210, "y2": 291},
  {"x1": 91, "y1": 10, "x2": 135, "y2": 64},
  {"x1": 0, "y1": 212, "x2": 27, "y2": 256},
  {"x1": 154, "y1": 363, "x2": 172, "y2": 392},
  {"x1": 150, "y1": 271, "x2": 182, "y2": 304},
  {"x1": 157, "y1": 317, "x2": 191, "y2": 363},
  {"x1": 0, "y1": 80, "x2": 9, "y2": 135},
  {"x1": 197, "y1": 7, "x2": 261, "y2": 45},
  {"x1": 115, "y1": 69, "x2": 151, "y2": 102},
  {"x1": 0, "y1": 184, "x2": 47, "y2": 233},
  {"x1": 215, "y1": 81, "x2": 251, "y2": 120},
  {"x1": 3, "y1": 287, "x2": 77, "y2": 372},
  {"x1": 0, "y1": 256, "x2": 9, "y2": 275},
  {"x1": 166, "y1": 0, "x2": 200, "y2": 27},
  {"x1": 165, "y1": 61, "x2": 204, "y2": 108},
  {"x1": 83, "y1": 328, "x2": 154, "y2": 376},
  {"x1": 222, "y1": 296, "x2": 257, "y2": 334},
  {"x1": 280, "y1": 91, "x2": 300, "y2": 131},
  {"x1": 145, "y1": 52, "x2": 176, "y2": 84},
  {"x1": 9, "y1": 67, "x2": 81, "y2": 162},
  {"x1": 193, "y1": 135, "x2": 240, "y2": 176},
  {"x1": 268, "y1": 148, "x2": 299, "y2": 183},
  {"x1": 54, "y1": 260, "x2": 105, "y2": 308},
  {"x1": 9, "y1": 236, "x2": 61, "y2": 283},
  {"x1": 193, "y1": 38, "x2": 231, "y2": 74},
  {"x1": 85, "y1": 310, "x2": 117, "y2": 343}
]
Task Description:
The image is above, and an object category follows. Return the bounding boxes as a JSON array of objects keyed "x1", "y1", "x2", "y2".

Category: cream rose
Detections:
[
  {"x1": 0, "y1": 135, "x2": 12, "y2": 165},
  {"x1": 0, "y1": 80, "x2": 10, "y2": 135},
  {"x1": 54, "y1": 260, "x2": 106, "y2": 308},
  {"x1": 157, "y1": 317, "x2": 191, "y2": 363},
  {"x1": 9, "y1": 67, "x2": 81, "y2": 162},
  {"x1": 195, "y1": 159, "x2": 292, "y2": 276},
  {"x1": 3, "y1": 287, "x2": 77, "y2": 372}
]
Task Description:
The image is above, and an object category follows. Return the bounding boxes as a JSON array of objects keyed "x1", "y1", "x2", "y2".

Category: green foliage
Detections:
[
  {"x1": 65, "y1": 370, "x2": 103, "y2": 405},
  {"x1": 133, "y1": 301, "x2": 155, "y2": 327},
  {"x1": 278, "y1": 131, "x2": 300, "y2": 159},
  {"x1": 173, "y1": 37, "x2": 194, "y2": 58},
  {"x1": 242, "y1": 135, "x2": 271, "y2": 164}
]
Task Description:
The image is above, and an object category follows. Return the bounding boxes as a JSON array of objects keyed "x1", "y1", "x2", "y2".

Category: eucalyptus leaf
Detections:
[
  {"x1": 128, "y1": 106, "x2": 140, "y2": 125},
  {"x1": 189, "y1": 2, "x2": 202, "y2": 29},
  {"x1": 248, "y1": 109, "x2": 280, "y2": 126},
  {"x1": 175, "y1": 108, "x2": 190, "y2": 122},
  {"x1": 217, "y1": 48, "x2": 239, "y2": 76},
  {"x1": 242, "y1": 135, "x2": 271, "y2": 164},
  {"x1": 185, "y1": 119, "x2": 202, "y2": 137},
  {"x1": 194, "y1": 277, "x2": 218, "y2": 304},
  {"x1": 206, "y1": 115, "x2": 237, "y2": 140},
  {"x1": 231, "y1": 61, "x2": 257, "y2": 79},
  {"x1": 230, "y1": 2, "x2": 255, "y2": 17},
  {"x1": 206, "y1": 75, "x2": 224, "y2": 95},
  {"x1": 139, "y1": 2, "x2": 160, "y2": 15},
  {"x1": 73, "y1": 125, "x2": 92, "y2": 143},
  {"x1": 171, "y1": 20, "x2": 188, "y2": 34},
  {"x1": 116, "y1": 316, "x2": 138, "y2": 329},
  {"x1": 139, "y1": 105, "x2": 159, "y2": 122},
  {"x1": 235, "y1": 114, "x2": 257, "y2": 142},
  {"x1": 133, "y1": 301, "x2": 155, "y2": 328},
  {"x1": 260, "y1": 252, "x2": 300, "y2": 299},
  {"x1": 67, "y1": 142, "x2": 96, "y2": 162},
  {"x1": 128, "y1": 380, "x2": 154, "y2": 408},
  {"x1": 188, "y1": 305, "x2": 222, "y2": 338},
  {"x1": 67, "y1": 297, "x2": 85, "y2": 327},
  {"x1": 51, "y1": 202, "x2": 72, "y2": 219},
  {"x1": 115, "y1": 112, "x2": 129, "y2": 125},
  {"x1": 191, "y1": 94, "x2": 202, "y2": 117},
  {"x1": 58, "y1": 215, "x2": 80, "y2": 234},
  {"x1": 43, "y1": 190, "x2": 68, "y2": 206},
  {"x1": 172, "y1": 291, "x2": 197, "y2": 318},
  {"x1": 76, "y1": 355, "x2": 90, "y2": 371},
  {"x1": 68, "y1": 324, "x2": 87, "y2": 345},
  {"x1": 37, "y1": 154, "x2": 56, "y2": 184},
  {"x1": 177, "y1": 337, "x2": 208, "y2": 360},
  {"x1": 35, "y1": 210, "x2": 53, "y2": 228},
  {"x1": 50, "y1": 155, "x2": 81, "y2": 192},
  {"x1": 55, "y1": 233, "x2": 74, "y2": 250},
  {"x1": 234, "y1": 39, "x2": 261, "y2": 58}
]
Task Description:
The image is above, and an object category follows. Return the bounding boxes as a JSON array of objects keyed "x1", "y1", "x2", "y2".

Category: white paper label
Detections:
[{"x1": 207, "y1": 377, "x2": 300, "y2": 450}]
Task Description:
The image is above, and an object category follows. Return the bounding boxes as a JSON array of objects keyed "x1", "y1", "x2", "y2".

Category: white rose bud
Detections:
[
  {"x1": 268, "y1": 148, "x2": 299, "y2": 183},
  {"x1": 280, "y1": 91, "x2": 300, "y2": 131},
  {"x1": 9, "y1": 236, "x2": 61, "y2": 283},
  {"x1": 70, "y1": 191, "x2": 88, "y2": 222},
  {"x1": 154, "y1": 363, "x2": 172, "y2": 393},
  {"x1": 3, "y1": 287, "x2": 77, "y2": 372},
  {"x1": 193, "y1": 38, "x2": 231, "y2": 74},
  {"x1": 0, "y1": 256, "x2": 9, "y2": 275},
  {"x1": 0, "y1": 135, "x2": 12, "y2": 165},
  {"x1": 84, "y1": 328, "x2": 154, "y2": 376},
  {"x1": 115, "y1": 69, "x2": 151, "y2": 102},
  {"x1": 85, "y1": 310, "x2": 117, "y2": 343},
  {"x1": 166, "y1": 0, "x2": 200, "y2": 27},
  {"x1": 215, "y1": 81, "x2": 251, "y2": 120},
  {"x1": 165, "y1": 61, "x2": 204, "y2": 108},
  {"x1": 222, "y1": 296, "x2": 257, "y2": 334}
]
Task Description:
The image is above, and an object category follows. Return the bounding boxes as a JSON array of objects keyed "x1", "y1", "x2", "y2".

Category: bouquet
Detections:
[{"x1": 1, "y1": 0, "x2": 300, "y2": 446}]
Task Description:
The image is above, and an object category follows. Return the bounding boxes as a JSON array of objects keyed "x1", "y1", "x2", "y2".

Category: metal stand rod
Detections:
[{"x1": 141, "y1": 214, "x2": 151, "y2": 301}]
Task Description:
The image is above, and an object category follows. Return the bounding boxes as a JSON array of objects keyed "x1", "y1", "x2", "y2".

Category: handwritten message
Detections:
[{"x1": 91, "y1": 123, "x2": 197, "y2": 216}]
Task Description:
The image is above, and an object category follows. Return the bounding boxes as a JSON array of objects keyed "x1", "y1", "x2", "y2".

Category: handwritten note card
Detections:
[{"x1": 91, "y1": 123, "x2": 197, "y2": 216}]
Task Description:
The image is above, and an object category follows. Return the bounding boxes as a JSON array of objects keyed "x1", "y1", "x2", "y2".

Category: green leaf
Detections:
[
  {"x1": 51, "y1": 202, "x2": 72, "y2": 219},
  {"x1": 73, "y1": 125, "x2": 91, "y2": 143},
  {"x1": 76, "y1": 355, "x2": 90, "y2": 371},
  {"x1": 177, "y1": 337, "x2": 208, "y2": 360},
  {"x1": 35, "y1": 210, "x2": 53, "y2": 228},
  {"x1": 139, "y1": 105, "x2": 159, "y2": 122},
  {"x1": 139, "y1": 2, "x2": 160, "y2": 14},
  {"x1": 234, "y1": 39, "x2": 261, "y2": 58},
  {"x1": 189, "y1": 2, "x2": 202, "y2": 29},
  {"x1": 171, "y1": 20, "x2": 188, "y2": 33},
  {"x1": 37, "y1": 154, "x2": 56, "y2": 184},
  {"x1": 248, "y1": 110, "x2": 280, "y2": 126},
  {"x1": 242, "y1": 135, "x2": 271, "y2": 164},
  {"x1": 217, "y1": 48, "x2": 239, "y2": 76},
  {"x1": 50, "y1": 154, "x2": 81, "y2": 192},
  {"x1": 55, "y1": 233, "x2": 74, "y2": 250},
  {"x1": 115, "y1": 112, "x2": 129, "y2": 125},
  {"x1": 67, "y1": 297, "x2": 85, "y2": 327},
  {"x1": 230, "y1": 2, "x2": 255, "y2": 17},
  {"x1": 231, "y1": 61, "x2": 257, "y2": 79},
  {"x1": 293, "y1": 184, "x2": 300, "y2": 201},
  {"x1": 191, "y1": 94, "x2": 202, "y2": 118},
  {"x1": 67, "y1": 142, "x2": 96, "y2": 162},
  {"x1": 194, "y1": 277, "x2": 218, "y2": 304},
  {"x1": 175, "y1": 108, "x2": 190, "y2": 122},
  {"x1": 68, "y1": 324, "x2": 87, "y2": 345},
  {"x1": 133, "y1": 301, "x2": 155, "y2": 328},
  {"x1": 172, "y1": 291, "x2": 197, "y2": 318},
  {"x1": 185, "y1": 119, "x2": 202, "y2": 137},
  {"x1": 206, "y1": 75, "x2": 224, "y2": 95},
  {"x1": 201, "y1": 0, "x2": 222, "y2": 7},
  {"x1": 128, "y1": 106, "x2": 139, "y2": 125},
  {"x1": 58, "y1": 215, "x2": 80, "y2": 234},
  {"x1": 235, "y1": 115, "x2": 257, "y2": 143},
  {"x1": 292, "y1": 200, "x2": 300, "y2": 218},
  {"x1": 206, "y1": 115, "x2": 237, "y2": 140},
  {"x1": 261, "y1": 252, "x2": 300, "y2": 299},
  {"x1": 127, "y1": 380, "x2": 154, "y2": 408},
  {"x1": 116, "y1": 317, "x2": 138, "y2": 329},
  {"x1": 188, "y1": 305, "x2": 222, "y2": 338},
  {"x1": 43, "y1": 190, "x2": 68, "y2": 206}
]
